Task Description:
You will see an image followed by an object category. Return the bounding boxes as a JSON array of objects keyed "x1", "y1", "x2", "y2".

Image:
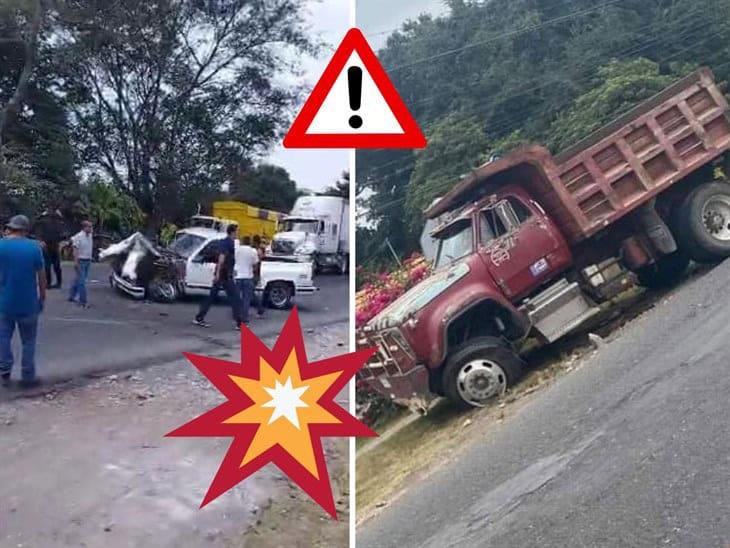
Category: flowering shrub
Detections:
[{"x1": 355, "y1": 254, "x2": 432, "y2": 328}]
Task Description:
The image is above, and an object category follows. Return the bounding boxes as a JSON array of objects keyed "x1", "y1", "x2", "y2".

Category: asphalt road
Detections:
[
  {"x1": 359, "y1": 261, "x2": 730, "y2": 547},
  {"x1": 1, "y1": 263, "x2": 348, "y2": 390}
]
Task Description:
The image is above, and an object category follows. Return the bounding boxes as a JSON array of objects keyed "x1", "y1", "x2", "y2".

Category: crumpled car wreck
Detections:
[{"x1": 100, "y1": 233, "x2": 184, "y2": 302}]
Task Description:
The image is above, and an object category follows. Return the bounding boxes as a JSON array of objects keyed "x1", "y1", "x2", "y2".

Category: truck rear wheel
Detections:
[
  {"x1": 677, "y1": 182, "x2": 730, "y2": 263},
  {"x1": 635, "y1": 251, "x2": 690, "y2": 289},
  {"x1": 441, "y1": 337, "x2": 524, "y2": 409},
  {"x1": 267, "y1": 281, "x2": 293, "y2": 309}
]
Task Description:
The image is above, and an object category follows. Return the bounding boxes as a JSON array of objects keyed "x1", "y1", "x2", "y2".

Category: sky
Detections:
[
  {"x1": 265, "y1": 0, "x2": 447, "y2": 193},
  {"x1": 265, "y1": 1, "x2": 350, "y2": 193},
  {"x1": 358, "y1": 0, "x2": 447, "y2": 49}
]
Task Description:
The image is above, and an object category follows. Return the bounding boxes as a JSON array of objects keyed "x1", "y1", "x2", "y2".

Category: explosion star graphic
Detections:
[{"x1": 166, "y1": 308, "x2": 376, "y2": 517}]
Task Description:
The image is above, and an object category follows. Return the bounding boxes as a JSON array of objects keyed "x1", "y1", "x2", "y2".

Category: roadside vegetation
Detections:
[
  {"x1": 357, "y1": 0, "x2": 730, "y2": 272},
  {"x1": 0, "y1": 0, "x2": 339, "y2": 233}
]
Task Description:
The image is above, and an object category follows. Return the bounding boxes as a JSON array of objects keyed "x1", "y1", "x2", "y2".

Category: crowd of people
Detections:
[
  {"x1": 193, "y1": 224, "x2": 266, "y2": 329},
  {"x1": 1, "y1": 212, "x2": 270, "y2": 389},
  {"x1": 0, "y1": 214, "x2": 95, "y2": 389}
]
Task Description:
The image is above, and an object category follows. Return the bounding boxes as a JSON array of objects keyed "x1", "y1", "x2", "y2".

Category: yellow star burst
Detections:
[{"x1": 224, "y1": 349, "x2": 342, "y2": 478}]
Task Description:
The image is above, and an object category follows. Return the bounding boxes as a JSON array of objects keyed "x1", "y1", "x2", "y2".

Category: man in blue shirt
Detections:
[{"x1": 0, "y1": 215, "x2": 47, "y2": 388}]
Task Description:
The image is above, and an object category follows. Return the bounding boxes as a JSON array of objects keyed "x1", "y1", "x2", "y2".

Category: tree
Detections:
[
  {"x1": 55, "y1": 0, "x2": 318, "y2": 226},
  {"x1": 230, "y1": 163, "x2": 299, "y2": 213},
  {"x1": 321, "y1": 171, "x2": 350, "y2": 198},
  {"x1": 0, "y1": 0, "x2": 44, "y2": 178},
  {"x1": 356, "y1": 0, "x2": 730, "y2": 260},
  {"x1": 82, "y1": 177, "x2": 145, "y2": 234},
  {"x1": 547, "y1": 59, "x2": 685, "y2": 153},
  {"x1": 405, "y1": 112, "x2": 491, "y2": 231}
]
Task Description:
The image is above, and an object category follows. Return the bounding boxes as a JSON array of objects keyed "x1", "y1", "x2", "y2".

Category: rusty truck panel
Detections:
[{"x1": 426, "y1": 68, "x2": 730, "y2": 244}]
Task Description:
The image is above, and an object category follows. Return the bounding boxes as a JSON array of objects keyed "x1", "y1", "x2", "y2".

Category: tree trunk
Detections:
[{"x1": 0, "y1": 0, "x2": 44, "y2": 179}]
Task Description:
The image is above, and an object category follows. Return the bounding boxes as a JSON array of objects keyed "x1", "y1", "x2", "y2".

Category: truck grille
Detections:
[
  {"x1": 271, "y1": 239, "x2": 296, "y2": 254},
  {"x1": 356, "y1": 327, "x2": 416, "y2": 380}
]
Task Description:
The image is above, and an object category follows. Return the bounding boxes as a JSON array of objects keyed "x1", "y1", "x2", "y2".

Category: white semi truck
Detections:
[{"x1": 269, "y1": 196, "x2": 349, "y2": 274}]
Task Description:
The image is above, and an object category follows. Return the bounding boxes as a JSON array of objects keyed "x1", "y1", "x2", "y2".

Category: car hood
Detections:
[{"x1": 367, "y1": 261, "x2": 471, "y2": 331}]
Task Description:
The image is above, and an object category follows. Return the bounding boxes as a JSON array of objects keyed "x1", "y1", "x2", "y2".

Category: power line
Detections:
[
  {"x1": 404, "y1": 5, "x2": 707, "y2": 111},
  {"x1": 384, "y1": 0, "x2": 625, "y2": 73},
  {"x1": 360, "y1": 7, "x2": 708, "y2": 177},
  {"x1": 359, "y1": 28, "x2": 730, "y2": 220},
  {"x1": 364, "y1": 0, "x2": 602, "y2": 40},
  {"x1": 360, "y1": 16, "x2": 723, "y2": 179}
]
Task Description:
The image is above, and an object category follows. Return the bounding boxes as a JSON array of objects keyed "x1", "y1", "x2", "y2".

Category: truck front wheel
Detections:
[
  {"x1": 441, "y1": 337, "x2": 524, "y2": 409},
  {"x1": 677, "y1": 182, "x2": 730, "y2": 263}
]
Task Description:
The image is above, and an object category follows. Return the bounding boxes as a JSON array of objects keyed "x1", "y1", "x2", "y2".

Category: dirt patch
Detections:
[
  {"x1": 239, "y1": 441, "x2": 349, "y2": 548},
  {"x1": 0, "y1": 323, "x2": 351, "y2": 547}
]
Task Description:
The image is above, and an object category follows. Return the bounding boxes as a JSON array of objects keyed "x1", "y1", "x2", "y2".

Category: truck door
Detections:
[
  {"x1": 318, "y1": 219, "x2": 337, "y2": 254},
  {"x1": 478, "y1": 196, "x2": 567, "y2": 300},
  {"x1": 186, "y1": 240, "x2": 220, "y2": 289}
]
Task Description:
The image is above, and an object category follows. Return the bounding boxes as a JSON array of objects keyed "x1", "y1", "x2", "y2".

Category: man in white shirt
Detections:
[
  {"x1": 68, "y1": 220, "x2": 93, "y2": 308},
  {"x1": 234, "y1": 236, "x2": 259, "y2": 325}
]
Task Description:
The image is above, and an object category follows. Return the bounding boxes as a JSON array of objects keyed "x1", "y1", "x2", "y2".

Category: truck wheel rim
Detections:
[
  {"x1": 270, "y1": 286, "x2": 289, "y2": 307},
  {"x1": 701, "y1": 196, "x2": 730, "y2": 241},
  {"x1": 456, "y1": 359, "x2": 507, "y2": 407}
]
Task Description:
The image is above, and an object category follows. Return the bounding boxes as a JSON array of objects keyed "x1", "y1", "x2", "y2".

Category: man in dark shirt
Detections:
[
  {"x1": 34, "y1": 210, "x2": 66, "y2": 288},
  {"x1": 193, "y1": 224, "x2": 242, "y2": 329}
]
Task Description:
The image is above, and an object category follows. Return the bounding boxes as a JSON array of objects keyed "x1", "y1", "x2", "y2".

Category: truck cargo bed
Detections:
[{"x1": 426, "y1": 68, "x2": 730, "y2": 244}]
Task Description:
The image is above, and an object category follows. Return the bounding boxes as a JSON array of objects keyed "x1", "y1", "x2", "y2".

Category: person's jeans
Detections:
[
  {"x1": 236, "y1": 278, "x2": 255, "y2": 324},
  {"x1": 196, "y1": 278, "x2": 241, "y2": 324},
  {"x1": 69, "y1": 259, "x2": 91, "y2": 304},
  {"x1": 0, "y1": 314, "x2": 39, "y2": 381},
  {"x1": 254, "y1": 276, "x2": 265, "y2": 315},
  {"x1": 44, "y1": 246, "x2": 62, "y2": 287}
]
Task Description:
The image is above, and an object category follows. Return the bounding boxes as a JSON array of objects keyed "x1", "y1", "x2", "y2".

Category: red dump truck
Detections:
[{"x1": 357, "y1": 67, "x2": 730, "y2": 409}]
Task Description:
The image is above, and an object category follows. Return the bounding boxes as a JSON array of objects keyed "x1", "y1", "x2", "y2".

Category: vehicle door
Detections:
[
  {"x1": 478, "y1": 196, "x2": 563, "y2": 300},
  {"x1": 316, "y1": 219, "x2": 335, "y2": 253},
  {"x1": 186, "y1": 239, "x2": 221, "y2": 289}
]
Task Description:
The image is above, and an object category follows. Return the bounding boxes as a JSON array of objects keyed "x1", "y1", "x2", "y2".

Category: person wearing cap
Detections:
[
  {"x1": 0, "y1": 215, "x2": 47, "y2": 389},
  {"x1": 68, "y1": 220, "x2": 93, "y2": 308}
]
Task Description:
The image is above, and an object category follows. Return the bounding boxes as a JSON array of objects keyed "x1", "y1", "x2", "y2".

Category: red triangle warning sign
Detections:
[{"x1": 283, "y1": 28, "x2": 426, "y2": 149}]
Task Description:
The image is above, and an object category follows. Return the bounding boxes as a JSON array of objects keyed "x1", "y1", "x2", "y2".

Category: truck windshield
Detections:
[
  {"x1": 434, "y1": 219, "x2": 473, "y2": 269},
  {"x1": 282, "y1": 220, "x2": 319, "y2": 233},
  {"x1": 169, "y1": 233, "x2": 205, "y2": 258}
]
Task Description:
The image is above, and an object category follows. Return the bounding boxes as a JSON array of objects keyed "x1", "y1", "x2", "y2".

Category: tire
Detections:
[
  {"x1": 148, "y1": 280, "x2": 178, "y2": 303},
  {"x1": 267, "y1": 281, "x2": 293, "y2": 310},
  {"x1": 338, "y1": 254, "x2": 349, "y2": 275},
  {"x1": 676, "y1": 181, "x2": 730, "y2": 263},
  {"x1": 636, "y1": 251, "x2": 690, "y2": 289},
  {"x1": 441, "y1": 337, "x2": 524, "y2": 409}
]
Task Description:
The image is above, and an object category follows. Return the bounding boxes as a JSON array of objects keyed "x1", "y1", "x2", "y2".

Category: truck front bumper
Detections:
[
  {"x1": 110, "y1": 271, "x2": 146, "y2": 299},
  {"x1": 358, "y1": 364, "x2": 431, "y2": 404},
  {"x1": 294, "y1": 284, "x2": 319, "y2": 296}
]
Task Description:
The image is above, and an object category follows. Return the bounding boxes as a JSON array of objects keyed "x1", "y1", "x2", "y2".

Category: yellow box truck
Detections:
[{"x1": 210, "y1": 201, "x2": 285, "y2": 240}]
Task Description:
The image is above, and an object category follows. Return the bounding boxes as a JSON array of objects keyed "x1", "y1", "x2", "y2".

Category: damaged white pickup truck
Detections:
[{"x1": 100, "y1": 227, "x2": 317, "y2": 309}]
